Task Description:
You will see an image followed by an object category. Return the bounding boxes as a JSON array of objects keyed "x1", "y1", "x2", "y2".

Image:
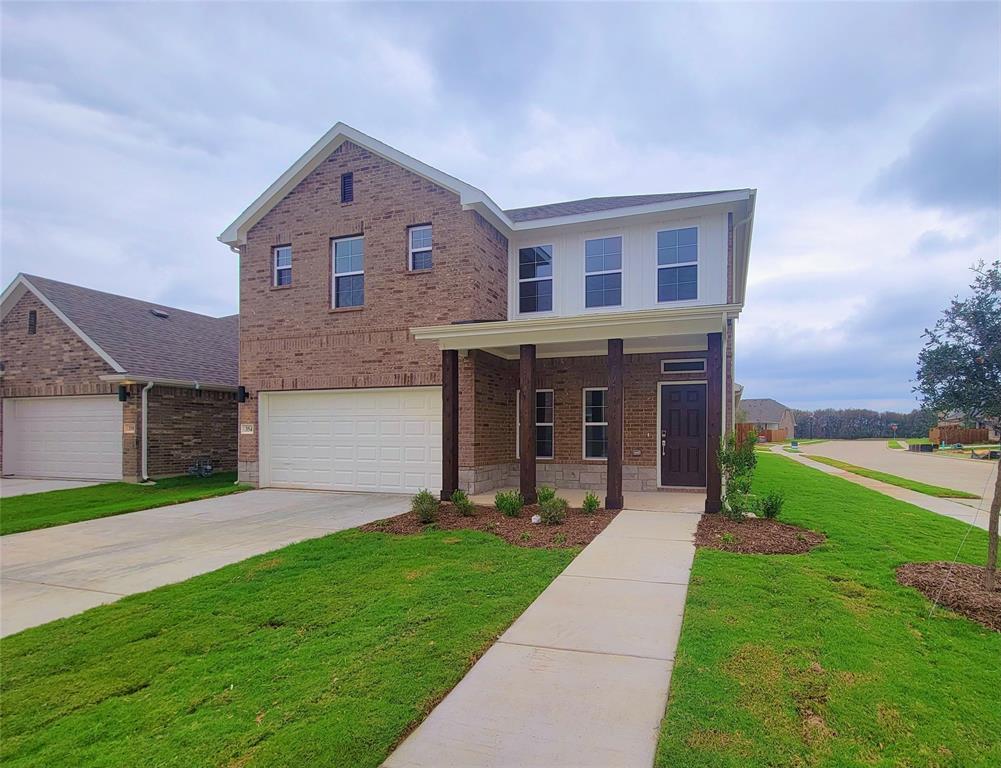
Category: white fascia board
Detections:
[
  {"x1": 218, "y1": 122, "x2": 515, "y2": 246},
  {"x1": 508, "y1": 190, "x2": 754, "y2": 231},
  {"x1": 1, "y1": 275, "x2": 126, "y2": 373},
  {"x1": 99, "y1": 374, "x2": 237, "y2": 392},
  {"x1": 412, "y1": 306, "x2": 740, "y2": 350}
]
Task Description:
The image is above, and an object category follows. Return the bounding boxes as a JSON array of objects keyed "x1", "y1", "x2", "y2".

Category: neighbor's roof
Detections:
[
  {"x1": 1, "y1": 274, "x2": 238, "y2": 389},
  {"x1": 738, "y1": 398, "x2": 793, "y2": 424},
  {"x1": 504, "y1": 192, "x2": 740, "y2": 223}
]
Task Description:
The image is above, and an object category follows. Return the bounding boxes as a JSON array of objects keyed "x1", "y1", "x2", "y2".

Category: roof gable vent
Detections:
[{"x1": 149, "y1": 308, "x2": 170, "y2": 319}]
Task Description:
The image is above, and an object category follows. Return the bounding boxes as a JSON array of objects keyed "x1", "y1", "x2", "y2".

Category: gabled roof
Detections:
[
  {"x1": 1, "y1": 274, "x2": 238, "y2": 389},
  {"x1": 504, "y1": 192, "x2": 740, "y2": 222},
  {"x1": 738, "y1": 398, "x2": 794, "y2": 424},
  {"x1": 218, "y1": 122, "x2": 755, "y2": 243}
]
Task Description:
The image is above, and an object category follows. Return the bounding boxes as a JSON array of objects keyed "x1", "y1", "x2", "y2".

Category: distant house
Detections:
[
  {"x1": 1, "y1": 274, "x2": 239, "y2": 482},
  {"x1": 737, "y1": 398, "x2": 796, "y2": 439},
  {"x1": 937, "y1": 411, "x2": 1000, "y2": 442}
]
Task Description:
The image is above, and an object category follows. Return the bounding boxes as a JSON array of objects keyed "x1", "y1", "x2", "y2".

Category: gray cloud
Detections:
[{"x1": 870, "y1": 92, "x2": 1001, "y2": 212}]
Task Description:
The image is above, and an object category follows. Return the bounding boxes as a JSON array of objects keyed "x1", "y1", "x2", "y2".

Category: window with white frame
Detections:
[
  {"x1": 332, "y1": 236, "x2": 364, "y2": 308},
  {"x1": 661, "y1": 359, "x2": 705, "y2": 373},
  {"x1": 518, "y1": 245, "x2": 553, "y2": 313},
  {"x1": 584, "y1": 237, "x2": 622, "y2": 307},
  {"x1": 657, "y1": 227, "x2": 698, "y2": 302},
  {"x1": 409, "y1": 225, "x2": 433, "y2": 270},
  {"x1": 583, "y1": 388, "x2": 608, "y2": 459},
  {"x1": 273, "y1": 245, "x2": 292, "y2": 287},
  {"x1": 516, "y1": 389, "x2": 554, "y2": 459}
]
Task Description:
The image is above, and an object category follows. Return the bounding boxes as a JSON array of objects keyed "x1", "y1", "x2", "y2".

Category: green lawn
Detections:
[
  {"x1": 907, "y1": 437, "x2": 932, "y2": 446},
  {"x1": 1, "y1": 473, "x2": 248, "y2": 535},
  {"x1": 0, "y1": 527, "x2": 574, "y2": 767},
  {"x1": 803, "y1": 455, "x2": 979, "y2": 499},
  {"x1": 785, "y1": 438, "x2": 827, "y2": 445},
  {"x1": 657, "y1": 453, "x2": 999, "y2": 768},
  {"x1": 887, "y1": 439, "x2": 905, "y2": 449}
]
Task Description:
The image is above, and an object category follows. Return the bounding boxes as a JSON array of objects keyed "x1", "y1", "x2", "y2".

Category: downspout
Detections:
[{"x1": 141, "y1": 381, "x2": 155, "y2": 482}]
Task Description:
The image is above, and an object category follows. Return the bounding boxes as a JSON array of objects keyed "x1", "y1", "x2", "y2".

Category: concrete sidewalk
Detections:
[
  {"x1": 384, "y1": 505, "x2": 701, "y2": 768},
  {"x1": 778, "y1": 447, "x2": 994, "y2": 531}
]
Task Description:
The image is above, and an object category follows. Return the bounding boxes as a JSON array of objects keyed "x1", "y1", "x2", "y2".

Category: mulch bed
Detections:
[
  {"x1": 897, "y1": 562, "x2": 1001, "y2": 633},
  {"x1": 360, "y1": 503, "x2": 618, "y2": 548},
  {"x1": 696, "y1": 515, "x2": 825, "y2": 554}
]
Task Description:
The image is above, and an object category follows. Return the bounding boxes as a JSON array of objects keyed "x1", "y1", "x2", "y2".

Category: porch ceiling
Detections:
[{"x1": 411, "y1": 306, "x2": 737, "y2": 358}]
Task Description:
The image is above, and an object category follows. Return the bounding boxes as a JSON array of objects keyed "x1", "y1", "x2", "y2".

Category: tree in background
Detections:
[
  {"x1": 916, "y1": 260, "x2": 1000, "y2": 589},
  {"x1": 792, "y1": 408, "x2": 936, "y2": 439}
]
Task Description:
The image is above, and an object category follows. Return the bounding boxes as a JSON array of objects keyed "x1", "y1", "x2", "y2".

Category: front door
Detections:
[{"x1": 660, "y1": 384, "x2": 707, "y2": 487}]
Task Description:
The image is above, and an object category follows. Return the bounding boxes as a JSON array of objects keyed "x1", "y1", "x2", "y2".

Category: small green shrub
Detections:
[
  {"x1": 450, "y1": 488, "x2": 475, "y2": 516},
  {"x1": 758, "y1": 489, "x2": 785, "y2": 519},
  {"x1": 720, "y1": 532, "x2": 737, "y2": 546},
  {"x1": 495, "y1": 490, "x2": 524, "y2": 518},
  {"x1": 536, "y1": 486, "x2": 557, "y2": 504},
  {"x1": 552, "y1": 532, "x2": 568, "y2": 547},
  {"x1": 411, "y1": 489, "x2": 438, "y2": 524},
  {"x1": 539, "y1": 495, "x2": 568, "y2": 525},
  {"x1": 518, "y1": 531, "x2": 531, "y2": 542},
  {"x1": 582, "y1": 491, "x2": 600, "y2": 514},
  {"x1": 719, "y1": 432, "x2": 758, "y2": 520}
]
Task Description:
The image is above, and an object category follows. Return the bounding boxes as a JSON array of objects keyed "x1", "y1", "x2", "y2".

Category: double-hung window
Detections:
[
  {"x1": 273, "y1": 245, "x2": 292, "y2": 287},
  {"x1": 516, "y1": 389, "x2": 555, "y2": 459},
  {"x1": 409, "y1": 225, "x2": 433, "y2": 270},
  {"x1": 583, "y1": 388, "x2": 608, "y2": 459},
  {"x1": 584, "y1": 237, "x2": 622, "y2": 307},
  {"x1": 518, "y1": 245, "x2": 553, "y2": 313},
  {"x1": 657, "y1": 227, "x2": 698, "y2": 302},
  {"x1": 333, "y1": 236, "x2": 364, "y2": 308}
]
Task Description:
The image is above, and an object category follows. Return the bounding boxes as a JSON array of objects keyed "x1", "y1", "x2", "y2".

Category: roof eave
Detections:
[{"x1": 99, "y1": 374, "x2": 238, "y2": 392}]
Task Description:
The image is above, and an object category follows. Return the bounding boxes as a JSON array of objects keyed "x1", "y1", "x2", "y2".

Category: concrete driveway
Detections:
[
  {"x1": 0, "y1": 489, "x2": 408, "y2": 637},
  {"x1": 801, "y1": 440, "x2": 996, "y2": 504},
  {"x1": 1, "y1": 477, "x2": 100, "y2": 497}
]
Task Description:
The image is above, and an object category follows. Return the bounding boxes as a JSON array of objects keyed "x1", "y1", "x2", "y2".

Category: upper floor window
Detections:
[
  {"x1": 273, "y1": 245, "x2": 292, "y2": 287},
  {"x1": 340, "y1": 172, "x2": 354, "y2": 203},
  {"x1": 657, "y1": 227, "x2": 697, "y2": 302},
  {"x1": 584, "y1": 237, "x2": 622, "y2": 308},
  {"x1": 409, "y1": 225, "x2": 433, "y2": 271},
  {"x1": 519, "y1": 245, "x2": 553, "y2": 313},
  {"x1": 333, "y1": 236, "x2": 364, "y2": 308},
  {"x1": 583, "y1": 388, "x2": 608, "y2": 459},
  {"x1": 27, "y1": 309, "x2": 37, "y2": 335},
  {"x1": 516, "y1": 389, "x2": 555, "y2": 459}
]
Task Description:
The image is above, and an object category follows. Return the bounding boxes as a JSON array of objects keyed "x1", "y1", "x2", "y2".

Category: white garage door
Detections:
[
  {"x1": 2, "y1": 396, "x2": 123, "y2": 480},
  {"x1": 261, "y1": 387, "x2": 442, "y2": 493}
]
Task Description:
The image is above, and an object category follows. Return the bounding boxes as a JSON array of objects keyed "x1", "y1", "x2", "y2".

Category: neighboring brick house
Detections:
[
  {"x1": 0, "y1": 274, "x2": 238, "y2": 482},
  {"x1": 221, "y1": 123, "x2": 756, "y2": 511},
  {"x1": 737, "y1": 398, "x2": 796, "y2": 440}
]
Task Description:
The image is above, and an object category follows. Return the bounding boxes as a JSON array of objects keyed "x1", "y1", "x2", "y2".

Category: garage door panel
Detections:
[
  {"x1": 2, "y1": 396, "x2": 122, "y2": 481},
  {"x1": 264, "y1": 388, "x2": 442, "y2": 494}
]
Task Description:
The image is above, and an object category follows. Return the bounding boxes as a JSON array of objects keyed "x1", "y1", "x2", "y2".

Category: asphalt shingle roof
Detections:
[
  {"x1": 23, "y1": 274, "x2": 238, "y2": 388},
  {"x1": 503, "y1": 191, "x2": 739, "y2": 223},
  {"x1": 738, "y1": 398, "x2": 793, "y2": 424}
]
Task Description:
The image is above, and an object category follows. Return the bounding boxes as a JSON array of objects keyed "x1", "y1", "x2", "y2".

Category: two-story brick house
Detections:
[{"x1": 221, "y1": 124, "x2": 754, "y2": 512}]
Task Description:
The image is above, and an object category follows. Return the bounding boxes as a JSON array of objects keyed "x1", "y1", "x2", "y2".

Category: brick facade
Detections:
[
  {"x1": 237, "y1": 140, "x2": 509, "y2": 481},
  {"x1": 146, "y1": 386, "x2": 238, "y2": 477},
  {"x1": 1, "y1": 292, "x2": 237, "y2": 481}
]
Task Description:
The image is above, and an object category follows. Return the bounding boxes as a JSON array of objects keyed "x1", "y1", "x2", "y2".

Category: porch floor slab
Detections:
[
  {"x1": 383, "y1": 507, "x2": 698, "y2": 768},
  {"x1": 469, "y1": 487, "x2": 706, "y2": 513}
]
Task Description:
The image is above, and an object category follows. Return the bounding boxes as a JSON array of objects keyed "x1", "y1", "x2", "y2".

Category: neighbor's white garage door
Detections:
[
  {"x1": 261, "y1": 387, "x2": 442, "y2": 493},
  {"x1": 2, "y1": 396, "x2": 123, "y2": 480}
]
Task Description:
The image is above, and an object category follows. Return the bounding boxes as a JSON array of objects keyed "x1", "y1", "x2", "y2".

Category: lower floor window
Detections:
[
  {"x1": 583, "y1": 388, "x2": 608, "y2": 459},
  {"x1": 517, "y1": 390, "x2": 554, "y2": 459}
]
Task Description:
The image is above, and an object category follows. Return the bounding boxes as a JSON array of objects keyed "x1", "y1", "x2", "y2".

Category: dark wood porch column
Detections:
[
  {"x1": 519, "y1": 344, "x2": 537, "y2": 503},
  {"x1": 705, "y1": 332, "x2": 723, "y2": 513},
  {"x1": 605, "y1": 338, "x2": 624, "y2": 510},
  {"x1": 440, "y1": 349, "x2": 459, "y2": 501}
]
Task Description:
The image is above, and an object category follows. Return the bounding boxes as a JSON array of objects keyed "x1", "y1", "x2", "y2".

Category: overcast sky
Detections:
[{"x1": 2, "y1": 2, "x2": 999, "y2": 411}]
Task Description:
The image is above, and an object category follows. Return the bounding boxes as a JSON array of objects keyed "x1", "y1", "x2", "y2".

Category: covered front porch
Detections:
[{"x1": 413, "y1": 306, "x2": 737, "y2": 513}]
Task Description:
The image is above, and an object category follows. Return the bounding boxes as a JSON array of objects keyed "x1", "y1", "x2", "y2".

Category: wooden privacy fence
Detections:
[
  {"x1": 736, "y1": 423, "x2": 788, "y2": 443},
  {"x1": 929, "y1": 427, "x2": 989, "y2": 444}
]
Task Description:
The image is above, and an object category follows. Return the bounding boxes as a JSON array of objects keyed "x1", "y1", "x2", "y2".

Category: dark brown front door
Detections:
[{"x1": 660, "y1": 384, "x2": 707, "y2": 487}]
